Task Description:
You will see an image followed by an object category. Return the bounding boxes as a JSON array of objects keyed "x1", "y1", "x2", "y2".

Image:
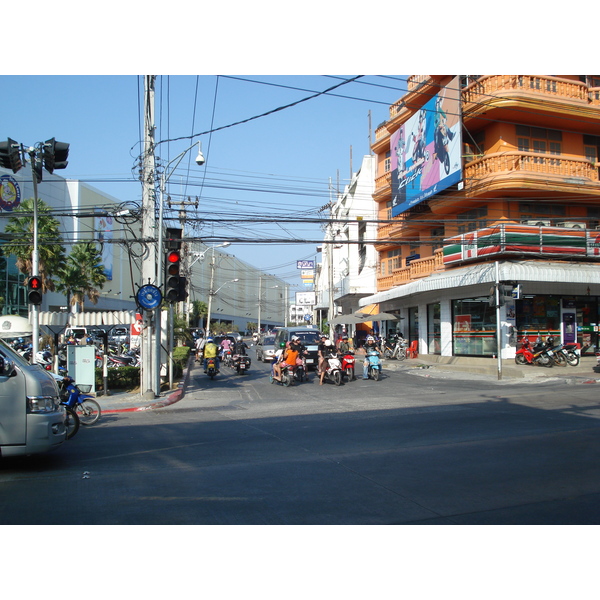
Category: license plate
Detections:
[
  {"x1": 241, "y1": 363, "x2": 246, "y2": 369},
  {"x1": 306, "y1": 359, "x2": 314, "y2": 364}
]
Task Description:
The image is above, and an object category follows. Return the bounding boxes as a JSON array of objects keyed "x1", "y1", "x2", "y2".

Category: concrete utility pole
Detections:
[{"x1": 141, "y1": 75, "x2": 157, "y2": 397}]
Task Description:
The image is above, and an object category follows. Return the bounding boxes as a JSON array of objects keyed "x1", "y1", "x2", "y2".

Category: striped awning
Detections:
[{"x1": 359, "y1": 260, "x2": 600, "y2": 306}]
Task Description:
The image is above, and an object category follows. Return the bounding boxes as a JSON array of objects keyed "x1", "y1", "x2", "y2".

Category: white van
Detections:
[{"x1": 0, "y1": 339, "x2": 66, "y2": 458}]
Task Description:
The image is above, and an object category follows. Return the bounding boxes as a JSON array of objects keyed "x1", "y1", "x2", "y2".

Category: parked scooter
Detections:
[
  {"x1": 365, "y1": 350, "x2": 382, "y2": 380},
  {"x1": 547, "y1": 338, "x2": 580, "y2": 367},
  {"x1": 515, "y1": 337, "x2": 555, "y2": 367}
]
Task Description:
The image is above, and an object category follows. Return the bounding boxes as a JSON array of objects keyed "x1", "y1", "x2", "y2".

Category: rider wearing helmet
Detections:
[
  {"x1": 362, "y1": 335, "x2": 381, "y2": 379},
  {"x1": 233, "y1": 334, "x2": 248, "y2": 356},
  {"x1": 203, "y1": 337, "x2": 219, "y2": 372}
]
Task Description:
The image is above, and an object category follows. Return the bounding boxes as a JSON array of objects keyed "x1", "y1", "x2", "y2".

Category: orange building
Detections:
[{"x1": 362, "y1": 75, "x2": 600, "y2": 358}]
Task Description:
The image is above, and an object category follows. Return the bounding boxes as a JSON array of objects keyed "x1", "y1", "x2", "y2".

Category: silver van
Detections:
[
  {"x1": 273, "y1": 326, "x2": 323, "y2": 370},
  {"x1": 0, "y1": 340, "x2": 66, "y2": 458}
]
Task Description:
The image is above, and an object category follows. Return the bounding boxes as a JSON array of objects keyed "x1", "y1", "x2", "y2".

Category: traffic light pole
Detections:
[{"x1": 28, "y1": 147, "x2": 40, "y2": 362}]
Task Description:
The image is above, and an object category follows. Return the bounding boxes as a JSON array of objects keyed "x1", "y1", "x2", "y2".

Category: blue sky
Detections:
[{"x1": 0, "y1": 74, "x2": 406, "y2": 290}]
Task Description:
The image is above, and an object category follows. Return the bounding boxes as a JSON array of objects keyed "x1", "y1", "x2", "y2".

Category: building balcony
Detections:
[
  {"x1": 463, "y1": 151, "x2": 600, "y2": 196},
  {"x1": 377, "y1": 250, "x2": 445, "y2": 291},
  {"x1": 462, "y1": 75, "x2": 600, "y2": 127}
]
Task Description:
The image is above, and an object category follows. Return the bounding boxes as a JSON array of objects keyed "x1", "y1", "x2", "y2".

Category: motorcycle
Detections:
[
  {"x1": 340, "y1": 352, "x2": 355, "y2": 381},
  {"x1": 231, "y1": 353, "x2": 251, "y2": 374},
  {"x1": 515, "y1": 337, "x2": 555, "y2": 367},
  {"x1": 548, "y1": 339, "x2": 580, "y2": 367},
  {"x1": 54, "y1": 374, "x2": 102, "y2": 428},
  {"x1": 384, "y1": 337, "x2": 407, "y2": 360},
  {"x1": 270, "y1": 358, "x2": 293, "y2": 387},
  {"x1": 35, "y1": 349, "x2": 53, "y2": 370},
  {"x1": 294, "y1": 360, "x2": 306, "y2": 383},
  {"x1": 107, "y1": 349, "x2": 140, "y2": 368},
  {"x1": 321, "y1": 353, "x2": 343, "y2": 386},
  {"x1": 365, "y1": 350, "x2": 382, "y2": 380},
  {"x1": 205, "y1": 357, "x2": 219, "y2": 379}
]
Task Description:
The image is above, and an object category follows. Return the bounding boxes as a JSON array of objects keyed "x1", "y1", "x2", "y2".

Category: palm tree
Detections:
[
  {"x1": 2, "y1": 197, "x2": 66, "y2": 291},
  {"x1": 56, "y1": 243, "x2": 108, "y2": 312}
]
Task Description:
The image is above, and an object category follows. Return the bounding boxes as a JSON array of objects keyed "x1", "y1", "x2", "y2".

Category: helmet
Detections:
[
  {"x1": 292, "y1": 335, "x2": 299, "y2": 341},
  {"x1": 236, "y1": 335, "x2": 242, "y2": 341},
  {"x1": 366, "y1": 336, "x2": 374, "y2": 342},
  {"x1": 342, "y1": 334, "x2": 348, "y2": 339},
  {"x1": 207, "y1": 337, "x2": 213, "y2": 342}
]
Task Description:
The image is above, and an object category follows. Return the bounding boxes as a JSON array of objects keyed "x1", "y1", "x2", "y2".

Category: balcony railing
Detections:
[
  {"x1": 377, "y1": 250, "x2": 444, "y2": 291},
  {"x1": 464, "y1": 151, "x2": 599, "y2": 187},
  {"x1": 462, "y1": 75, "x2": 590, "y2": 112}
]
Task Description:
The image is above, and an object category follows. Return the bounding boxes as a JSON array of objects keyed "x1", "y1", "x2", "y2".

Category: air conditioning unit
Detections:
[
  {"x1": 557, "y1": 221, "x2": 586, "y2": 229},
  {"x1": 521, "y1": 219, "x2": 551, "y2": 227}
]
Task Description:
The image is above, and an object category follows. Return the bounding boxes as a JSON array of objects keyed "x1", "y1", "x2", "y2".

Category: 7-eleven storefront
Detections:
[{"x1": 361, "y1": 224, "x2": 600, "y2": 358}]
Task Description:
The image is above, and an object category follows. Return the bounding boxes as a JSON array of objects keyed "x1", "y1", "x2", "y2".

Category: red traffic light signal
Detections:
[
  {"x1": 165, "y1": 251, "x2": 181, "y2": 302},
  {"x1": 27, "y1": 275, "x2": 43, "y2": 305}
]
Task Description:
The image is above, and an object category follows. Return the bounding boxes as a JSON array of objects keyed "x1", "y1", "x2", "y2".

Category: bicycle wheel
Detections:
[
  {"x1": 76, "y1": 399, "x2": 101, "y2": 425},
  {"x1": 65, "y1": 407, "x2": 80, "y2": 440}
]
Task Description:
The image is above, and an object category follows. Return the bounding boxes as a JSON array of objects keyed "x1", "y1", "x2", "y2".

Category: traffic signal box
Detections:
[
  {"x1": 0, "y1": 138, "x2": 23, "y2": 173},
  {"x1": 27, "y1": 276, "x2": 43, "y2": 305},
  {"x1": 165, "y1": 250, "x2": 182, "y2": 302}
]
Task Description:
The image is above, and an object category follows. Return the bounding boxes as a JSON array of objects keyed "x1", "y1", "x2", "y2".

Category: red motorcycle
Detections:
[
  {"x1": 515, "y1": 337, "x2": 555, "y2": 368},
  {"x1": 340, "y1": 352, "x2": 356, "y2": 381}
]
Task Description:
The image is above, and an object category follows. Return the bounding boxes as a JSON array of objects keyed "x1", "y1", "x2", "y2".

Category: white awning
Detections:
[{"x1": 359, "y1": 260, "x2": 600, "y2": 306}]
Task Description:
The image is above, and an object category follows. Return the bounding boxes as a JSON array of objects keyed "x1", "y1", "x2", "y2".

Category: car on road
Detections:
[
  {"x1": 255, "y1": 335, "x2": 276, "y2": 362},
  {"x1": 273, "y1": 326, "x2": 323, "y2": 370}
]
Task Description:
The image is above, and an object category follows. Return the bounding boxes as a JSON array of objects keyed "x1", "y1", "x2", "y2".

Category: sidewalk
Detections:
[
  {"x1": 93, "y1": 356, "x2": 194, "y2": 414},
  {"x1": 380, "y1": 352, "x2": 600, "y2": 384}
]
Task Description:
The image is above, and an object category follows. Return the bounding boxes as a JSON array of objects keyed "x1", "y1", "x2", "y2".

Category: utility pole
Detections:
[{"x1": 141, "y1": 75, "x2": 157, "y2": 397}]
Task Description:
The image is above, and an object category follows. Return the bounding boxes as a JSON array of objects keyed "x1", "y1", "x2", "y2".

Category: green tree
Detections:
[
  {"x1": 2, "y1": 197, "x2": 66, "y2": 292},
  {"x1": 56, "y1": 242, "x2": 107, "y2": 312},
  {"x1": 191, "y1": 300, "x2": 207, "y2": 328}
]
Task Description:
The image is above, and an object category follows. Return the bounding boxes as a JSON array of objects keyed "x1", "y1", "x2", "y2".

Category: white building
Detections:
[{"x1": 314, "y1": 155, "x2": 378, "y2": 333}]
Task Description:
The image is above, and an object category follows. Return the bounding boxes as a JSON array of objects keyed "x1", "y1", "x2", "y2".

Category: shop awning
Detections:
[{"x1": 359, "y1": 260, "x2": 600, "y2": 307}]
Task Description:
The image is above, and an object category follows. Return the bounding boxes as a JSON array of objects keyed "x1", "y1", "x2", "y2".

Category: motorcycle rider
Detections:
[
  {"x1": 220, "y1": 336, "x2": 233, "y2": 361},
  {"x1": 319, "y1": 339, "x2": 335, "y2": 385},
  {"x1": 233, "y1": 335, "x2": 249, "y2": 356},
  {"x1": 363, "y1": 335, "x2": 381, "y2": 379},
  {"x1": 337, "y1": 334, "x2": 353, "y2": 356},
  {"x1": 203, "y1": 337, "x2": 220, "y2": 372},
  {"x1": 273, "y1": 341, "x2": 298, "y2": 382}
]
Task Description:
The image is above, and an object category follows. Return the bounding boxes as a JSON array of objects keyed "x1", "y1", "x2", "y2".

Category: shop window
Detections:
[{"x1": 452, "y1": 298, "x2": 497, "y2": 356}]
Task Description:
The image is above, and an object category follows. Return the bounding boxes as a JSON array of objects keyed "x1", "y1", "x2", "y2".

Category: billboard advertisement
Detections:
[{"x1": 391, "y1": 77, "x2": 462, "y2": 217}]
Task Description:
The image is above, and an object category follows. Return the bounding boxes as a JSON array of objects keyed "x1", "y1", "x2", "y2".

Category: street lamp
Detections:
[
  {"x1": 206, "y1": 277, "x2": 239, "y2": 337},
  {"x1": 153, "y1": 140, "x2": 205, "y2": 397}
]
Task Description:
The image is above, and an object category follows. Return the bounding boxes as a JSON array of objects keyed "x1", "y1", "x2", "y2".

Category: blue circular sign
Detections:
[{"x1": 136, "y1": 284, "x2": 162, "y2": 310}]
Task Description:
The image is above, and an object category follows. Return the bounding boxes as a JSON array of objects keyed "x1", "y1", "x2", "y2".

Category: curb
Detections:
[{"x1": 102, "y1": 355, "x2": 194, "y2": 414}]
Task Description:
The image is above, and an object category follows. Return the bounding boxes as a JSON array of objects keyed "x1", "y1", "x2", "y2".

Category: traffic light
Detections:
[
  {"x1": 27, "y1": 275, "x2": 43, "y2": 305},
  {"x1": 42, "y1": 138, "x2": 69, "y2": 173},
  {"x1": 0, "y1": 138, "x2": 23, "y2": 173},
  {"x1": 165, "y1": 250, "x2": 182, "y2": 302},
  {"x1": 178, "y1": 276, "x2": 188, "y2": 301}
]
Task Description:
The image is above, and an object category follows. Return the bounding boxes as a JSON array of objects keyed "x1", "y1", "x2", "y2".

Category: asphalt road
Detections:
[{"x1": 2, "y1": 354, "x2": 600, "y2": 525}]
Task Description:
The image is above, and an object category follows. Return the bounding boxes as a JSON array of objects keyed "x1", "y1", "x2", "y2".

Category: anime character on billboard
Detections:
[
  {"x1": 433, "y1": 94, "x2": 456, "y2": 175},
  {"x1": 391, "y1": 78, "x2": 462, "y2": 218}
]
